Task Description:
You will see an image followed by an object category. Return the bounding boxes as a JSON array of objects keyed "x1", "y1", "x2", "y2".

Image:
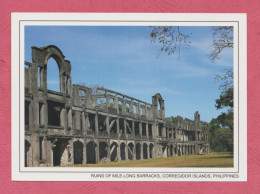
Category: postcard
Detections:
[{"x1": 11, "y1": 13, "x2": 247, "y2": 181}]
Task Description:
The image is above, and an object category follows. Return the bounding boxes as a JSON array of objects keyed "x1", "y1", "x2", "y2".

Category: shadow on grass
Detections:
[{"x1": 201, "y1": 155, "x2": 234, "y2": 160}]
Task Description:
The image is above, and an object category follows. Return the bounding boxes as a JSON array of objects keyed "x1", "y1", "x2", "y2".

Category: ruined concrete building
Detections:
[{"x1": 24, "y1": 45, "x2": 210, "y2": 167}]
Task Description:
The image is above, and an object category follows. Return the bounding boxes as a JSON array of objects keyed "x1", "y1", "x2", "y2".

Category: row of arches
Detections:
[
  {"x1": 169, "y1": 144, "x2": 196, "y2": 156},
  {"x1": 25, "y1": 139, "x2": 207, "y2": 167},
  {"x1": 73, "y1": 141, "x2": 155, "y2": 165}
]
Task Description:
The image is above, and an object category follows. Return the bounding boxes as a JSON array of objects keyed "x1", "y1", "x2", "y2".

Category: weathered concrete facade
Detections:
[{"x1": 24, "y1": 45, "x2": 210, "y2": 167}]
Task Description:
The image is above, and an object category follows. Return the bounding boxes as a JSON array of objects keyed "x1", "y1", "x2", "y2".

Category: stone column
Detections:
[
  {"x1": 106, "y1": 116, "x2": 110, "y2": 134},
  {"x1": 132, "y1": 144, "x2": 136, "y2": 160},
  {"x1": 123, "y1": 119, "x2": 127, "y2": 135},
  {"x1": 95, "y1": 140, "x2": 99, "y2": 163},
  {"x1": 117, "y1": 141, "x2": 121, "y2": 161},
  {"x1": 140, "y1": 143, "x2": 143, "y2": 160},
  {"x1": 83, "y1": 141, "x2": 86, "y2": 164},
  {"x1": 125, "y1": 143, "x2": 128, "y2": 160},
  {"x1": 139, "y1": 122, "x2": 142, "y2": 138},
  {"x1": 116, "y1": 118, "x2": 120, "y2": 136},
  {"x1": 107, "y1": 140, "x2": 111, "y2": 162},
  {"x1": 132, "y1": 121, "x2": 135, "y2": 137},
  {"x1": 82, "y1": 112, "x2": 86, "y2": 133},
  {"x1": 106, "y1": 91, "x2": 110, "y2": 109},
  {"x1": 46, "y1": 139, "x2": 53, "y2": 167},
  {"x1": 146, "y1": 123, "x2": 149, "y2": 139},
  {"x1": 95, "y1": 113, "x2": 99, "y2": 136}
]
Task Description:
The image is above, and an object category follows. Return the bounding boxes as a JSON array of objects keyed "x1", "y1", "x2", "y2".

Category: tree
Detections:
[
  {"x1": 150, "y1": 26, "x2": 233, "y2": 62},
  {"x1": 209, "y1": 26, "x2": 233, "y2": 62},
  {"x1": 150, "y1": 26, "x2": 234, "y2": 152},
  {"x1": 150, "y1": 26, "x2": 191, "y2": 60}
]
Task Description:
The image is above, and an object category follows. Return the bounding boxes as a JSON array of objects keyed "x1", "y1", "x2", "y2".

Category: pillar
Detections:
[{"x1": 95, "y1": 113, "x2": 99, "y2": 135}]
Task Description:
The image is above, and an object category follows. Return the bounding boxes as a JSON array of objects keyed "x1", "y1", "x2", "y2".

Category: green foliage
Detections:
[
  {"x1": 215, "y1": 87, "x2": 233, "y2": 110},
  {"x1": 216, "y1": 111, "x2": 233, "y2": 130},
  {"x1": 165, "y1": 116, "x2": 178, "y2": 123},
  {"x1": 210, "y1": 127, "x2": 233, "y2": 152},
  {"x1": 209, "y1": 88, "x2": 233, "y2": 152}
]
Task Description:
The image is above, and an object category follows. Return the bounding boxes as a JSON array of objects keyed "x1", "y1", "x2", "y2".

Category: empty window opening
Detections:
[
  {"x1": 119, "y1": 118, "x2": 124, "y2": 134},
  {"x1": 157, "y1": 101, "x2": 162, "y2": 118},
  {"x1": 73, "y1": 141, "x2": 83, "y2": 164},
  {"x1": 141, "y1": 106, "x2": 145, "y2": 116},
  {"x1": 79, "y1": 89, "x2": 86, "y2": 106},
  {"x1": 88, "y1": 114, "x2": 95, "y2": 132},
  {"x1": 97, "y1": 97, "x2": 106, "y2": 105},
  {"x1": 99, "y1": 142, "x2": 108, "y2": 161},
  {"x1": 80, "y1": 98, "x2": 86, "y2": 106},
  {"x1": 126, "y1": 120, "x2": 132, "y2": 134},
  {"x1": 38, "y1": 66, "x2": 41, "y2": 88},
  {"x1": 148, "y1": 124, "x2": 153, "y2": 137},
  {"x1": 109, "y1": 98, "x2": 114, "y2": 108},
  {"x1": 24, "y1": 63, "x2": 30, "y2": 69},
  {"x1": 125, "y1": 103, "x2": 130, "y2": 112},
  {"x1": 52, "y1": 139, "x2": 68, "y2": 166},
  {"x1": 135, "y1": 122, "x2": 139, "y2": 136},
  {"x1": 128, "y1": 143, "x2": 134, "y2": 160},
  {"x1": 47, "y1": 101, "x2": 62, "y2": 127},
  {"x1": 79, "y1": 89, "x2": 86, "y2": 97},
  {"x1": 170, "y1": 145, "x2": 174, "y2": 156},
  {"x1": 109, "y1": 118, "x2": 117, "y2": 134},
  {"x1": 86, "y1": 141, "x2": 96, "y2": 164},
  {"x1": 142, "y1": 123, "x2": 146, "y2": 136},
  {"x1": 65, "y1": 76, "x2": 69, "y2": 95},
  {"x1": 110, "y1": 142, "x2": 118, "y2": 162},
  {"x1": 158, "y1": 124, "x2": 163, "y2": 137},
  {"x1": 140, "y1": 107, "x2": 143, "y2": 115},
  {"x1": 39, "y1": 137, "x2": 43, "y2": 160},
  {"x1": 143, "y1": 143, "x2": 148, "y2": 159},
  {"x1": 149, "y1": 144, "x2": 154, "y2": 158},
  {"x1": 120, "y1": 143, "x2": 126, "y2": 160},
  {"x1": 98, "y1": 115, "x2": 106, "y2": 132},
  {"x1": 133, "y1": 105, "x2": 137, "y2": 114},
  {"x1": 47, "y1": 57, "x2": 60, "y2": 92},
  {"x1": 136, "y1": 143, "x2": 141, "y2": 160},
  {"x1": 118, "y1": 101, "x2": 122, "y2": 113}
]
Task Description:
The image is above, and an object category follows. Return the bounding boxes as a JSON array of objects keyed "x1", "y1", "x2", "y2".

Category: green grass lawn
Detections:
[{"x1": 64, "y1": 152, "x2": 233, "y2": 168}]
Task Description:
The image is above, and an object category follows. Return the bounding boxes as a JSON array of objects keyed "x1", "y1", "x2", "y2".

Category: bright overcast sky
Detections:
[{"x1": 25, "y1": 26, "x2": 233, "y2": 122}]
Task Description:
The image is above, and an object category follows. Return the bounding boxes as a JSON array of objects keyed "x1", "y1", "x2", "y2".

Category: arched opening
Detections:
[
  {"x1": 99, "y1": 142, "x2": 108, "y2": 162},
  {"x1": 128, "y1": 142, "x2": 134, "y2": 160},
  {"x1": 52, "y1": 139, "x2": 68, "y2": 166},
  {"x1": 120, "y1": 143, "x2": 126, "y2": 160},
  {"x1": 110, "y1": 142, "x2": 118, "y2": 162},
  {"x1": 136, "y1": 143, "x2": 141, "y2": 160},
  {"x1": 170, "y1": 144, "x2": 173, "y2": 157},
  {"x1": 149, "y1": 143, "x2": 154, "y2": 159},
  {"x1": 86, "y1": 141, "x2": 96, "y2": 164},
  {"x1": 47, "y1": 57, "x2": 60, "y2": 92},
  {"x1": 157, "y1": 100, "x2": 161, "y2": 118},
  {"x1": 25, "y1": 140, "x2": 31, "y2": 167},
  {"x1": 143, "y1": 143, "x2": 148, "y2": 159},
  {"x1": 178, "y1": 145, "x2": 181, "y2": 156},
  {"x1": 73, "y1": 141, "x2": 83, "y2": 164}
]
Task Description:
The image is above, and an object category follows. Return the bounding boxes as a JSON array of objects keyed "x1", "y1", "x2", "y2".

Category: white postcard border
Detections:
[{"x1": 11, "y1": 13, "x2": 247, "y2": 181}]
